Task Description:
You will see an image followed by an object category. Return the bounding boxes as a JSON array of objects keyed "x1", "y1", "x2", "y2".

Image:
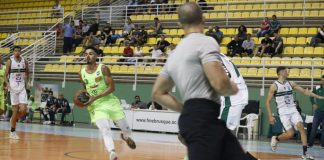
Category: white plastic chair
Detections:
[{"x1": 236, "y1": 113, "x2": 259, "y2": 140}]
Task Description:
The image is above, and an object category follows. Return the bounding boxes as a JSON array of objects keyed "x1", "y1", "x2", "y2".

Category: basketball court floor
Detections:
[{"x1": 0, "y1": 122, "x2": 323, "y2": 160}]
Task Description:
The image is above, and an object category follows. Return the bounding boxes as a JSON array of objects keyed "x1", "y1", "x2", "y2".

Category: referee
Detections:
[{"x1": 152, "y1": 2, "x2": 254, "y2": 160}]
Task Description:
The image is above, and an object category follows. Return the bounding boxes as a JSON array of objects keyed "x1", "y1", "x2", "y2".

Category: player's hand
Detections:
[
  {"x1": 269, "y1": 116, "x2": 276, "y2": 125},
  {"x1": 84, "y1": 96, "x2": 96, "y2": 106}
]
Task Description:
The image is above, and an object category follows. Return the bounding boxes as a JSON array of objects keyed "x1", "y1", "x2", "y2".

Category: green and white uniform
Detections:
[
  {"x1": 218, "y1": 54, "x2": 248, "y2": 130},
  {"x1": 81, "y1": 64, "x2": 125, "y2": 123},
  {"x1": 0, "y1": 64, "x2": 6, "y2": 111}
]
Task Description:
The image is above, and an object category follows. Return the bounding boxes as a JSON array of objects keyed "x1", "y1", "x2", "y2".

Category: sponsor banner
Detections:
[{"x1": 132, "y1": 110, "x2": 180, "y2": 133}]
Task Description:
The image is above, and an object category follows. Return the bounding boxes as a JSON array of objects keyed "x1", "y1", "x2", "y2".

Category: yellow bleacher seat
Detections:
[
  {"x1": 127, "y1": 66, "x2": 136, "y2": 74},
  {"x1": 267, "y1": 68, "x2": 277, "y2": 77},
  {"x1": 118, "y1": 47, "x2": 125, "y2": 54},
  {"x1": 250, "y1": 57, "x2": 261, "y2": 65},
  {"x1": 296, "y1": 37, "x2": 306, "y2": 44},
  {"x1": 262, "y1": 57, "x2": 271, "y2": 65},
  {"x1": 298, "y1": 28, "x2": 308, "y2": 35},
  {"x1": 267, "y1": 4, "x2": 277, "y2": 10},
  {"x1": 177, "y1": 29, "x2": 184, "y2": 36},
  {"x1": 217, "y1": 13, "x2": 226, "y2": 19},
  {"x1": 119, "y1": 65, "x2": 128, "y2": 74},
  {"x1": 286, "y1": 37, "x2": 296, "y2": 45},
  {"x1": 285, "y1": 3, "x2": 294, "y2": 9},
  {"x1": 279, "y1": 28, "x2": 289, "y2": 35},
  {"x1": 172, "y1": 38, "x2": 181, "y2": 44},
  {"x1": 307, "y1": 28, "x2": 318, "y2": 35},
  {"x1": 241, "y1": 12, "x2": 250, "y2": 18},
  {"x1": 266, "y1": 11, "x2": 275, "y2": 17},
  {"x1": 280, "y1": 57, "x2": 291, "y2": 65},
  {"x1": 220, "y1": 47, "x2": 227, "y2": 54},
  {"x1": 221, "y1": 37, "x2": 232, "y2": 45},
  {"x1": 252, "y1": 4, "x2": 262, "y2": 10},
  {"x1": 214, "y1": 5, "x2": 222, "y2": 11},
  {"x1": 227, "y1": 13, "x2": 234, "y2": 19},
  {"x1": 289, "y1": 68, "x2": 300, "y2": 78},
  {"x1": 308, "y1": 10, "x2": 319, "y2": 17},
  {"x1": 241, "y1": 58, "x2": 251, "y2": 65},
  {"x1": 288, "y1": 28, "x2": 298, "y2": 35},
  {"x1": 226, "y1": 28, "x2": 236, "y2": 35},
  {"x1": 277, "y1": 4, "x2": 285, "y2": 9},
  {"x1": 270, "y1": 57, "x2": 282, "y2": 65},
  {"x1": 246, "y1": 68, "x2": 257, "y2": 76},
  {"x1": 74, "y1": 47, "x2": 83, "y2": 54},
  {"x1": 283, "y1": 11, "x2": 293, "y2": 17},
  {"x1": 229, "y1": 5, "x2": 236, "y2": 10},
  {"x1": 313, "y1": 57, "x2": 323, "y2": 66},
  {"x1": 301, "y1": 58, "x2": 312, "y2": 66},
  {"x1": 320, "y1": 10, "x2": 324, "y2": 17},
  {"x1": 66, "y1": 65, "x2": 74, "y2": 73},
  {"x1": 245, "y1": 5, "x2": 252, "y2": 10},
  {"x1": 314, "y1": 69, "x2": 322, "y2": 78},
  {"x1": 144, "y1": 66, "x2": 153, "y2": 74},
  {"x1": 294, "y1": 47, "x2": 304, "y2": 55},
  {"x1": 304, "y1": 47, "x2": 314, "y2": 55},
  {"x1": 233, "y1": 12, "x2": 241, "y2": 18},
  {"x1": 314, "y1": 47, "x2": 324, "y2": 55},
  {"x1": 238, "y1": 68, "x2": 247, "y2": 76},
  {"x1": 111, "y1": 65, "x2": 120, "y2": 73},
  {"x1": 153, "y1": 66, "x2": 162, "y2": 74},
  {"x1": 236, "y1": 5, "x2": 245, "y2": 10},
  {"x1": 44, "y1": 64, "x2": 53, "y2": 72},
  {"x1": 203, "y1": 13, "x2": 210, "y2": 19},
  {"x1": 232, "y1": 58, "x2": 241, "y2": 65},
  {"x1": 103, "y1": 47, "x2": 111, "y2": 55},
  {"x1": 209, "y1": 13, "x2": 218, "y2": 19},
  {"x1": 169, "y1": 29, "x2": 178, "y2": 35},
  {"x1": 257, "y1": 68, "x2": 268, "y2": 77},
  {"x1": 142, "y1": 46, "x2": 151, "y2": 55},
  {"x1": 110, "y1": 47, "x2": 119, "y2": 54},
  {"x1": 163, "y1": 29, "x2": 170, "y2": 35},
  {"x1": 290, "y1": 57, "x2": 302, "y2": 65},
  {"x1": 249, "y1": 12, "x2": 259, "y2": 18},
  {"x1": 147, "y1": 38, "x2": 157, "y2": 45},
  {"x1": 300, "y1": 69, "x2": 311, "y2": 78}
]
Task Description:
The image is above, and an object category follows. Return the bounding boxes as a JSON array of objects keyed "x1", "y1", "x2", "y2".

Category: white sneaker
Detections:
[
  {"x1": 302, "y1": 154, "x2": 314, "y2": 160},
  {"x1": 109, "y1": 151, "x2": 118, "y2": 160},
  {"x1": 9, "y1": 132, "x2": 20, "y2": 140},
  {"x1": 270, "y1": 136, "x2": 278, "y2": 152}
]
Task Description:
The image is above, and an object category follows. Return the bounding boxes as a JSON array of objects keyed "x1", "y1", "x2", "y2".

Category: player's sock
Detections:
[
  {"x1": 11, "y1": 128, "x2": 15, "y2": 132},
  {"x1": 115, "y1": 118, "x2": 132, "y2": 138},
  {"x1": 95, "y1": 119, "x2": 115, "y2": 152},
  {"x1": 303, "y1": 145, "x2": 307, "y2": 155}
]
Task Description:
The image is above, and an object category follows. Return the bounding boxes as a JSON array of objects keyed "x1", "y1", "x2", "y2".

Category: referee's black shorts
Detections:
[{"x1": 178, "y1": 98, "x2": 248, "y2": 160}]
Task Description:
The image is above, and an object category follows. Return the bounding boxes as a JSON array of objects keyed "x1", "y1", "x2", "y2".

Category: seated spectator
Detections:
[
  {"x1": 269, "y1": 15, "x2": 281, "y2": 36},
  {"x1": 157, "y1": 35, "x2": 170, "y2": 52},
  {"x1": 242, "y1": 33, "x2": 254, "y2": 56},
  {"x1": 103, "y1": 22, "x2": 112, "y2": 35},
  {"x1": 134, "y1": 46, "x2": 144, "y2": 57},
  {"x1": 54, "y1": 24, "x2": 63, "y2": 37},
  {"x1": 121, "y1": 43, "x2": 134, "y2": 62},
  {"x1": 147, "y1": 101, "x2": 163, "y2": 110},
  {"x1": 74, "y1": 22, "x2": 84, "y2": 47},
  {"x1": 131, "y1": 95, "x2": 147, "y2": 109},
  {"x1": 52, "y1": 0, "x2": 62, "y2": 17},
  {"x1": 205, "y1": 26, "x2": 217, "y2": 40},
  {"x1": 257, "y1": 17, "x2": 270, "y2": 37},
  {"x1": 237, "y1": 25, "x2": 247, "y2": 41},
  {"x1": 166, "y1": 43, "x2": 176, "y2": 57},
  {"x1": 95, "y1": 44, "x2": 104, "y2": 61},
  {"x1": 254, "y1": 34, "x2": 273, "y2": 57},
  {"x1": 151, "y1": 45, "x2": 163, "y2": 59},
  {"x1": 227, "y1": 36, "x2": 243, "y2": 57},
  {"x1": 98, "y1": 29, "x2": 108, "y2": 45},
  {"x1": 149, "y1": 17, "x2": 163, "y2": 36},
  {"x1": 138, "y1": 25, "x2": 148, "y2": 45},
  {"x1": 270, "y1": 32, "x2": 284, "y2": 57},
  {"x1": 123, "y1": 17, "x2": 135, "y2": 36},
  {"x1": 86, "y1": 15, "x2": 100, "y2": 36},
  {"x1": 82, "y1": 22, "x2": 90, "y2": 36},
  {"x1": 106, "y1": 30, "x2": 121, "y2": 45},
  {"x1": 310, "y1": 25, "x2": 324, "y2": 47},
  {"x1": 130, "y1": 25, "x2": 142, "y2": 45},
  {"x1": 25, "y1": 95, "x2": 36, "y2": 123},
  {"x1": 214, "y1": 26, "x2": 223, "y2": 44},
  {"x1": 55, "y1": 93, "x2": 71, "y2": 125},
  {"x1": 40, "y1": 91, "x2": 57, "y2": 125}
]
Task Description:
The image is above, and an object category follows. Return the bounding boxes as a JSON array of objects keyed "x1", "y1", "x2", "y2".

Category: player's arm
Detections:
[
  {"x1": 291, "y1": 81, "x2": 324, "y2": 99},
  {"x1": 78, "y1": 71, "x2": 86, "y2": 90},
  {"x1": 203, "y1": 61, "x2": 238, "y2": 96},
  {"x1": 152, "y1": 76, "x2": 183, "y2": 112},
  {"x1": 89, "y1": 65, "x2": 115, "y2": 102},
  {"x1": 4, "y1": 59, "x2": 11, "y2": 90},
  {"x1": 266, "y1": 84, "x2": 277, "y2": 125},
  {"x1": 24, "y1": 59, "x2": 30, "y2": 87}
]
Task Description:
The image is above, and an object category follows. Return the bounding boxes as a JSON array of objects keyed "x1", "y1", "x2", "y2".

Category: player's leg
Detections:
[
  {"x1": 17, "y1": 90, "x2": 28, "y2": 119},
  {"x1": 271, "y1": 114, "x2": 295, "y2": 151},
  {"x1": 115, "y1": 118, "x2": 136, "y2": 149},
  {"x1": 95, "y1": 118, "x2": 118, "y2": 160}
]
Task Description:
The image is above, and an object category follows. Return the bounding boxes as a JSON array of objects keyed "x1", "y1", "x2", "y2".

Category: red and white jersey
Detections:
[{"x1": 9, "y1": 56, "x2": 26, "y2": 93}]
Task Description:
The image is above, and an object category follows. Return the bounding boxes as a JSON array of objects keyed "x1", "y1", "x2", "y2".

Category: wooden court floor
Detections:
[{"x1": 0, "y1": 130, "x2": 302, "y2": 160}]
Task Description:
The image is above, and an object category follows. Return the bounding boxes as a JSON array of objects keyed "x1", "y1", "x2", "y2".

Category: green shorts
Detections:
[{"x1": 87, "y1": 95, "x2": 125, "y2": 123}]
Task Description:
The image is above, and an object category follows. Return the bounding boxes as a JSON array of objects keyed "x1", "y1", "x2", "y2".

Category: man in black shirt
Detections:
[
  {"x1": 103, "y1": 22, "x2": 112, "y2": 35},
  {"x1": 41, "y1": 91, "x2": 57, "y2": 125},
  {"x1": 270, "y1": 32, "x2": 284, "y2": 57},
  {"x1": 254, "y1": 34, "x2": 273, "y2": 57},
  {"x1": 157, "y1": 35, "x2": 170, "y2": 52},
  {"x1": 227, "y1": 35, "x2": 243, "y2": 57},
  {"x1": 56, "y1": 93, "x2": 71, "y2": 125}
]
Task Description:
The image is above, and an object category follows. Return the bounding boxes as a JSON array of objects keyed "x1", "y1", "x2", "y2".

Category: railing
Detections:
[
  {"x1": 0, "y1": 8, "x2": 64, "y2": 31},
  {"x1": 31, "y1": 56, "x2": 324, "y2": 91},
  {"x1": 78, "y1": 0, "x2": 324, "y2": 28}
]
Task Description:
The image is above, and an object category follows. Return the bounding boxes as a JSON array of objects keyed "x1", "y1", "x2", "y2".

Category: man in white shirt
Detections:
[
  {"x1": 151, "y1": 45, "x2": 163, "y2": 59},
  {"x1": 242, "y1": 33, "x2": 254, "y2": 56}
]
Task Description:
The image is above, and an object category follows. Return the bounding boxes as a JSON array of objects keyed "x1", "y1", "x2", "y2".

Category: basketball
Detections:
[{"x1": 73, "y1": 90, "x2": 90, "y2": 108}]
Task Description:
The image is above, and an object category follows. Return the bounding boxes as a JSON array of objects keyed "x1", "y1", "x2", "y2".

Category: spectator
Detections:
[
  {"x1": 87, "y1": 15, "x2": 100, "y2": 36},
  {"x1": 82, "y1": 22, "x2": 90, "y2": 36},
  {"x1": 151, "y1": 45, "x2": 163, "y2": 59},
  {"x1": 130, "y1": 25, "x2": 142, "y2": 45},
  {"x1": 227, "y1": 35, "x2": 243, "y2": 57},
  {"x1": 242, "y1": 33, "x2": 254, "y2": 56},
  {"x1": 157, "y1": 35, "x2": 170, "y2": 52},
  {"x1": 103, "y1": 22, "x2": 112, "y2": 35},
  {"x1": 95, "y1": 44, "x2": 104, "y2": 59},
  {"x1": 63, "y1": 21, "x2": 75, "y2": 54},
  {"x1": 149, "y1": 17, "x2": 163, "y2": 36},
  {"x1": 106, "y1": 30, "x2": 121, "y2": 45},
  {"x1": 166, "y1": 43, "x2": 176, "y2": 57},
  {"x1": 205, "y1": 26, "x2": 217, "y2": 40},
  {"x1": 54, "y1": 24, "x2": 63, "y2": 37},
  {"x1": 40, "y1": 91, "x2": 57, "y2": 125},
  {"x1": 257, "y1": 17, "x2": 270, "y2": 37},
  {"x1": 121, "y1": 43, "x2": 134, "y2": 62},
  {"x1": 123, "y1": 17, "x2": 135, "y2": 36},
  {"x1": 134, "y1": 46, "x2": 144, "y2": 57},
  {"x1": 271, "y1": 32, "x2": 284, "y2": 57},
  {"x1": 254, "y1": 34, "x2": 273, "y2": 57},
  {"x1": 52, "y1": 0, "x2": 62, "y2": 17},
  {"x1": 198, "y1": 0, "x2": 208, "y2": 11},
  {"x1": 98, "y1": 29, "x2": 107, "y2": 45},
  {"x1": 310, "y1": 25, "x2": 324, "y2": 47},
  {"x1": 237, "y1": 25, "x2": 247, "y2": 41},
  {"x1": 147, "y1": 101, "x2": 163, "y2": 110},
  {"x1": 138, "y1": 25, "x2": 148, "y2": 45},
  {"x1": 214, "y1": 26, "x2": 223, "y2": 44},
  {"x1": 269, "y1": 15, "x2": 281, "y2": 36},
  {"x1": 25, "y1": 95, "x2": 36, "y2": 123},
  {"x1": 74, "y1": 21, "x2": 84, "y2": 47},
  {"x1": 131, "y1": 95, "x2": 147, "y2": 109},
  {"x1": 55, "y1": 93, "x2": 71, "y2": 125}
]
